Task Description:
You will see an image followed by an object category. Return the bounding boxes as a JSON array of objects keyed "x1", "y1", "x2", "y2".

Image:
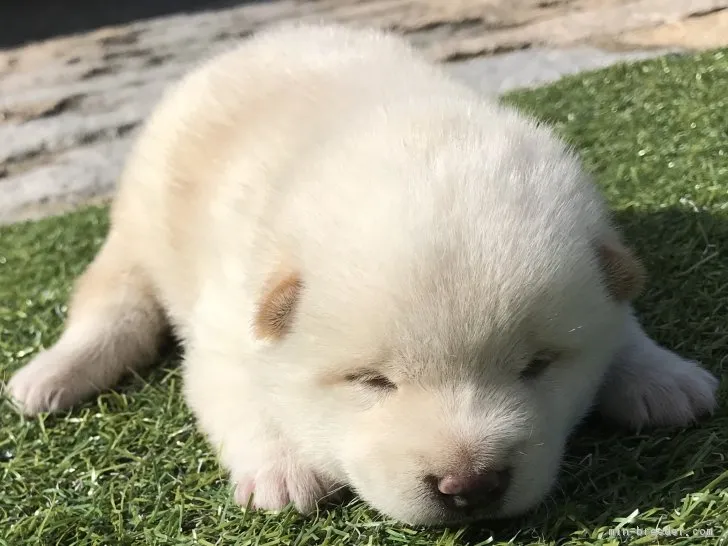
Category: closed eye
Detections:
[
  {"x1": 344, "y1": 370, "x2": 397, "y2": 391},
  {"x1": 520, "y1": 351, "x2": 558, "y2": 380}
]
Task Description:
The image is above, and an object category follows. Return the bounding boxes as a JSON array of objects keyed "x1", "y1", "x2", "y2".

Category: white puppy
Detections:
[{"x1": 7, "y1": 23, "x2": 719, "y2": 525}]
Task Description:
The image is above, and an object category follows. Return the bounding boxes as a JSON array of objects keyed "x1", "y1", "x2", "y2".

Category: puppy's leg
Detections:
[
  {"x1": 183, "y1": 353, "x2": 339, "y2": 513},
  {"x1": 6, "y1": 231, "x2": 167, "y2": 414},
  {"x1": 597, "y1": 311, "x2": 719, "y2": 429}
]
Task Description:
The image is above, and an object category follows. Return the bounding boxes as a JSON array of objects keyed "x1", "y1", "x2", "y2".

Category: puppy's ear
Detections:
[
  {"x1": 253, "y1": 272, "x2": 303, "y2": 340},
  {"x1": 595, "y1": 238, "x2": 646, "y2": 302}
]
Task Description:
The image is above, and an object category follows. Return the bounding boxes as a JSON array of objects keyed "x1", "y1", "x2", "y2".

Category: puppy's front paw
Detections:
[
  {"x1": 598, "y1": 346, "x2": 719, "y2": 430},
  {"x1": 6, "y1": 351, "x2": 87, "y2": 415},
  {"x1": 234, "y1": 461, "x2": 339, "y2": 513}
]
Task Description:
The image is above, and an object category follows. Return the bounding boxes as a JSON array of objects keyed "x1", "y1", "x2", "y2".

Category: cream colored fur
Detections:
[{"x1": 6, "y1": 23, "x2": 719, "y2": 525}]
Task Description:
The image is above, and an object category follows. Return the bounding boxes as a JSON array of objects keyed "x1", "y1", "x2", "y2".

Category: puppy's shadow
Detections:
[{"x1": 461, "y1": 206, "x2": 728, "y2": 543}]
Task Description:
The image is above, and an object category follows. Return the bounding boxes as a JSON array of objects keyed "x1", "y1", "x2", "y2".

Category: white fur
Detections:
[{"x1": 6, "y1": 22, "x2": 719, "y2": 525}]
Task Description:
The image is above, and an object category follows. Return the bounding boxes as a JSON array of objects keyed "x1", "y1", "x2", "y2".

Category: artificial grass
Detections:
[{"x1": 2, "y1": 49, "x2": 728, "y2": 546}]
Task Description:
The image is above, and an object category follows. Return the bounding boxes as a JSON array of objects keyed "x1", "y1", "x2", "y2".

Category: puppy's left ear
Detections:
[
  {"x1": 253, "y1": 271, "x2": 304, "y2": 341},
  {"x1": 594, "y1": 237, "x2": 646, "y2": 302}
]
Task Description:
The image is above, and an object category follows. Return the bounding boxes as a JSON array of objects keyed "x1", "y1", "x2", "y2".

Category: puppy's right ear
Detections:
[
  {"x1": 594, "y1": 238, "x2": 646, "y2": 302},
  {"x1": 253, "y1": 272, "x2": 303, "y2": 341}
]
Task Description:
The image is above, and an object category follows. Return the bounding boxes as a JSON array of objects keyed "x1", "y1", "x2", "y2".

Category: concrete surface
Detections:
[
  {"x1": 0, "y1": 0, "x2": 726, "y2": 224},
  {"x1": 617, "y1": 9, "x2": 728, "y2": 49}
]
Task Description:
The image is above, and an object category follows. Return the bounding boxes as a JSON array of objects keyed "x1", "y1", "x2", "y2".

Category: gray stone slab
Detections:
[
  {"x1": 0, "y1": 45, "x2": 682, "y2": 225},
  {"x1": 448, "y1": 46, "x2": 680, "y2": 95}
]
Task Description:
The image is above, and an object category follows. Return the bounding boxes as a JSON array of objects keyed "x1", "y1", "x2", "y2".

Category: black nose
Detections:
[{"x1": 431, "y1": 469, "x2": 511, "y2": 510}]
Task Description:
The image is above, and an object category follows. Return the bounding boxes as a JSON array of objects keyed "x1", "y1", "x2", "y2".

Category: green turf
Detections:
[{"x1": 2, "y1": 49, "x2": 728, "y2": 546}]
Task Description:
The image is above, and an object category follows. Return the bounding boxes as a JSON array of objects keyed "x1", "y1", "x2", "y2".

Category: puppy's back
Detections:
[
  {"x1": 107, "y1": 23, "x2": 467, "y2": 321},
  {"x1": 109, "y1": 22, "x2": 605, "y2": 336}
]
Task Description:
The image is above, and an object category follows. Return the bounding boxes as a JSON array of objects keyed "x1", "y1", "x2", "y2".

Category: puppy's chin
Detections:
[
  {"x1": 344, "y1": 456, "x2": 559, "y2": 526},
  {"x1": 337, "y1": 423, "x2": 563, "y2": 526},
  {"x1": 345, "y1": 475, "x2": 545, "y2": 527},
  {"x1": 384, "y1": 499, "x2": 517, "y2": 527}
]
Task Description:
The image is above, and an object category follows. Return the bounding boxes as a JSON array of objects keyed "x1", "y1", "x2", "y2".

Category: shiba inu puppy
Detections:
[{"x1": 7, "y1": 23, "x2": 718, "y2": 525}]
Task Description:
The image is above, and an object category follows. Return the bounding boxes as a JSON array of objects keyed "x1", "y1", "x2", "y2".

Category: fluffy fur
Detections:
[{"x1": 6, "y1": 23, "x2": 719, "y2": 525}]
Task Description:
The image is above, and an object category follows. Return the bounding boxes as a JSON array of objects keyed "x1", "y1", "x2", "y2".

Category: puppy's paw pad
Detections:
[
  {"x1": 601, "y1": 354, "x2": 718, "y2": 429},
  {"x1": 234, "y1": 463, "x2": 335, "y2": 513},
  {"x1": 5, "y1": 352, "x2": 84, "y2": 415}
]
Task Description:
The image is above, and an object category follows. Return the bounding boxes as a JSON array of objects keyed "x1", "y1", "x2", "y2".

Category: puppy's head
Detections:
[{"x1": 252, "y1": 121, "x2": 644, "y2": 525}]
